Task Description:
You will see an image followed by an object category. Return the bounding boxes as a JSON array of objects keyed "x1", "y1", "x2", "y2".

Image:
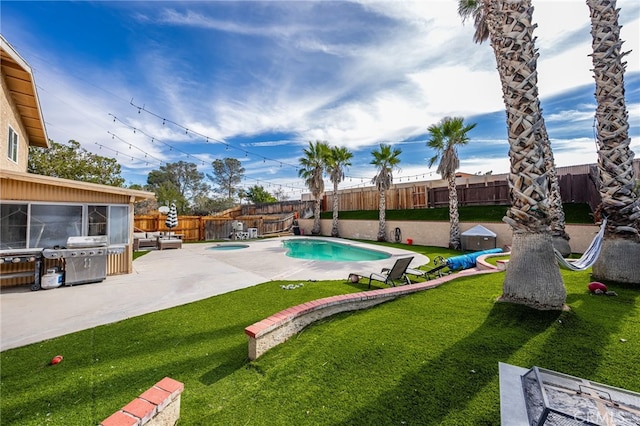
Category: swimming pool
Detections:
[
  {"x1": 282, "y1": 238, "x2": 391, "y2": 261},
  {"x1": 208, "y1": 244, "x2": 249, "y2": 251}
]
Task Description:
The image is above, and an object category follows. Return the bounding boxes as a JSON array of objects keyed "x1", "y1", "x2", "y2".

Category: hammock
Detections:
[{"x1": 554, "y1": 219, "x2": 607, "y2": 271}]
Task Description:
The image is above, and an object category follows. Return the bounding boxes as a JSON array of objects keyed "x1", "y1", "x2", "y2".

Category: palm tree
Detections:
[
  {"x1": 458, "y1": 0, "x2": 571, "y2": 256},
  {"x1": 298, "y1": 140, "x2": 329, "y2": 235},
  {"x1": 326, "y1": 146, "x2": 353, "y2": 238},
  {"x1": 587, "y1": 0, "x2": 640, "y2": 284},
  {"x1": 371, "y1": 144, "x2": 402, "y2": 241},
  {"x1": 489, "y1": 0, "x2": 565, "y2": 309},
  {"x1": 427, "y1": 117, "x2": 477, "y2": 250}
]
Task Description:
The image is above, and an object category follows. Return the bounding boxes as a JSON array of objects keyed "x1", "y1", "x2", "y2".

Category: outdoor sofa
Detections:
[{"x1": 133, "y1": 231, "x2": 163, "y2": 251}]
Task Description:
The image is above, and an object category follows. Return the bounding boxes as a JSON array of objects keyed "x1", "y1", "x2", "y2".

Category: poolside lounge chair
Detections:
[
  {"x1": 367, "y1": 256, "x2": 414, "y2": 289},
  {"x1": 407, "y1": 256, "x2": 451, "y2": 280}
]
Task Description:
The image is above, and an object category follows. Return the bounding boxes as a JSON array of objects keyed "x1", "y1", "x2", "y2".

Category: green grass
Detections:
[
  {"x1": 132, "y1": 250, "x2": 150, "y2": 261},
  {"x1": 1, "y1": 243, "x2": 637, "y2": 425},
  {"x1": 321, "y1": 203, "x2": 594, "y2": 224}
]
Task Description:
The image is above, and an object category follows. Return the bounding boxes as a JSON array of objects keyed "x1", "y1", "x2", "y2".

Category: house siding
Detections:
[
  {"x1": 0, "y1": 71, "x2": 29, "y2": 172},
  {"x1": 1, "y1": 173, "x2": 153, "y2": 287},
  {"x1": 1, "y1": 178, "x2": 131, "y2": 203}
]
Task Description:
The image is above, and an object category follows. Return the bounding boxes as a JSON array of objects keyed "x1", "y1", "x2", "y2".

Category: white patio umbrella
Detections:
[{"x1": 165, "y1": 202, "x2": 178, "y2": 236}]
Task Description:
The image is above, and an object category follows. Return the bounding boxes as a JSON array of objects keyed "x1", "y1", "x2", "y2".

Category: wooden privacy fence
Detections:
[
  {"x1": 134, "y1": 213, "x2": 297, "y2": 241},
  {"x1": 323, "y1": 171, "x2": 602, "y2": 212},
  {"x1": 134, "y1": 163, "x2": 615, "y2": 240}
]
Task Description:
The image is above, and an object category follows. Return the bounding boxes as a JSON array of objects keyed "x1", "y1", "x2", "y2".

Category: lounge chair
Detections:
[
  {"x1": 407, "y1": 256, "x2": 450, "y2": 280},
  {"x1": 367, "y1": 256, "x2": 414, "y2": 289}
]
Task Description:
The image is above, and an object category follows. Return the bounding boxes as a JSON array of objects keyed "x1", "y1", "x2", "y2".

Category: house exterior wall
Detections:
[
  {"x1": 1, "y1": 177, "x2": 132, "y2": 203},
  {"x1": 0, "y1": 71, "x2": 29, "y2": 172},
  {"x1": 0, "y1": 38, "x2": 152, "y2": 289},
  {"x1": 0, "y1": 174, "x2": 155, "y2": 287}
]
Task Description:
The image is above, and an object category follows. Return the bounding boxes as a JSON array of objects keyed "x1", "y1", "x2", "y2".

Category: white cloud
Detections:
[{"x1": 8, "y1": 0, "x2": 639, "y2": 190}]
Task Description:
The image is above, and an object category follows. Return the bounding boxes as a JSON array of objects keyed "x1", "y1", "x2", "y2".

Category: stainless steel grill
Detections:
[
  {"x1": 43, "y1": 236, "x2": 109, "y2": 286},
  {"x1": 0, "y1": 248, "x2": 44, "y2": 291},
  {"x1": 522, "y1": 366, "x2": 640, "y2": 425}
]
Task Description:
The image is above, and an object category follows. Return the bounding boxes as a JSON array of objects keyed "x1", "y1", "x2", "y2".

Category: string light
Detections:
[
  {"x1": 111, "y1": 105, "x2": 441, "y2": 196},
  {"x1": 95, "y1": 142, "x2": 162, "y2": 166},
  {"x1": 127, "y1": 101, "x2": 302, "y2": 170},
  {"x1": 106, "y1": 132, "x2": 162, "y2": 163}
]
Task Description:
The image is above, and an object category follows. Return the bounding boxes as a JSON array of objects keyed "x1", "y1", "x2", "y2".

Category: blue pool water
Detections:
[
  {"x1": 208, "y1": 244, "x2": 249, "y2": 251},
  {"x1": 282, "y1": 239, "x2": 390, "y2": 261}
]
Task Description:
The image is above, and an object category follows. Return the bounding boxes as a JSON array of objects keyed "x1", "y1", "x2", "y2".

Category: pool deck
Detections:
[{"x1": 0, "y1": 237, "x2": 429, "y2": 351}]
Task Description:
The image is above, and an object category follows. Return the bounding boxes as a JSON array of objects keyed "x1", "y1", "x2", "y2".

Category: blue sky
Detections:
[{"x1": 2, "y1": 1, "x2": 639, "y2": 200}]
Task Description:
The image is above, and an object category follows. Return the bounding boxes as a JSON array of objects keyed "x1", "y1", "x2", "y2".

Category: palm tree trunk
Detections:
[
  {"x1": 485, "y1": 0, "x2": 570, "y2": 255},
  {"x1": 331, "y1": 182, "x2": 340, "y2": 237},
  {"x1": 447, "y1": 175, "x2": 461, "y2": 250},
  {"x1": 496, "y1": 0, "x2": 566, "y2": 309},
  {"x1": 377, "y1": 190, "x2": 387, "y2": 241},
  {"x1": 587, "y1": 0, "x2": 640, "y2": 284},
  {"x1": 499, "y1": 232, "x2": 566, "y2": 309},
  {"x1": 542, "y1": 126, "x2": 572, "y2": 256},
  {"x1": 312, "y1": 197, "x2": 322, "y2": 235}
]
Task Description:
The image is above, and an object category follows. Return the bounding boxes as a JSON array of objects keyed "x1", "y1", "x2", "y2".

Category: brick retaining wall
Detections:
[
  {"x1": 100, "y1": 377, "x2": 184, "y2": 426},
  {"x1": 245, "y1": 267, "x2": 499, "y2": 360}
]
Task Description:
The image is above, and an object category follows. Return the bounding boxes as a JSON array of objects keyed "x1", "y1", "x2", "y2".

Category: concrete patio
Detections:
[{"x1": 0, "y1": 237, "x2": 429, "y2": 351}]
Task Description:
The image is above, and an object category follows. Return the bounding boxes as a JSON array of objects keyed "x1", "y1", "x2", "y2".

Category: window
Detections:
[
  {"x1": 109, "y1": 206, "x2": 129, "y2": 245},
  {"x1": 0, "y1": 204, "x2": 28, "y2": 250},
  {"x1": 88, "y1": 206, "x2": 108, "y2": 236},
  {"x1": 7, "y1": 127, "x2": 18, "y2": 163},
  {"x1": 29, "y1": 204, "x2": 83, "y2": 248},
  {"x1": 0, "y1": 202, "x2": 130, "y2": 249}
]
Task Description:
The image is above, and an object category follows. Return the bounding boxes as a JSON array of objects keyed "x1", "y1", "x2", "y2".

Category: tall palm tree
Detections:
[
  {"x1": 298, "y1": 140, "x2": 330, "y2": 235},
  {"x1": 458, "y1": 0, "x2": 571, "y2": 256},
  {"x1": 490, "y1": 0, "x2": 565, "y2": 309},
  {"x1": 371, "y1": 144, "x2": 402, "y2": 241},
  {"x1": 587, "y1": 0, "x2": 640, "y2": 284},
  {"x1": 427, "y1": 117, "x2": 477, "y2": 250},
  {"x1": 326, "y1": 145, "x2": 353, "y2": 238}
]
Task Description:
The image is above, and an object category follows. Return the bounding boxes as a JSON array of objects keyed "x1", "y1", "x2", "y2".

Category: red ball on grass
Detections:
[
  {"x1": 50, "y1": 355, "x2": 63, "y2": 365},
  {"x1": 588, "y1": 282, "x2": 607, "y2": 293}
]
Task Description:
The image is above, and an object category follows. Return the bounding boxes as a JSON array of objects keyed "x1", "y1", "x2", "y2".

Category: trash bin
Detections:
[{"x1": 407, "y1": 238, "x2": 413, "y2": 245}]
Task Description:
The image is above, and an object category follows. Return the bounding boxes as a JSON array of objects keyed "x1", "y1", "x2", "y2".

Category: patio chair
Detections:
[
  {"x1": 410, "y1": 256, "x2": 450, "y2": 280},
  {"x1": 367, "y1": 256, "x2": 414, "y2": 289}
]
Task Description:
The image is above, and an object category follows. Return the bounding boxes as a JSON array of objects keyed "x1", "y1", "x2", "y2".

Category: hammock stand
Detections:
[{"x1": 554, "y1": 219, "x2": 607, "y2": 271}]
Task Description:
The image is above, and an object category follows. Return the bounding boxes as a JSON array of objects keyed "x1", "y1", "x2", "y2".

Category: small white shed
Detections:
[{"x1": 461, "y1": 225, "x2": 497, "y2": 251}]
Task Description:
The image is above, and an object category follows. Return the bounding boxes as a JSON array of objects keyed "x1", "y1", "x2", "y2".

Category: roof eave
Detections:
[
  {"x1": 0, "y1": 35, "x2": 50, "y2": 148},
  {"x1": 0, "y1": 170, "x2": 156, "y2": 203}
]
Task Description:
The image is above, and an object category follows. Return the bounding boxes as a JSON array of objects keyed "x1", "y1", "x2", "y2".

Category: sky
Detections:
[{"x1": 2, "y1": 0, "x2": 639, "y2": 200}]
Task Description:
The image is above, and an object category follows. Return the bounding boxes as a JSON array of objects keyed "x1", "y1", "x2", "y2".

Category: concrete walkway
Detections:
[{"x1": 1, "y1": 237, "x2": 429, "y2": 351}]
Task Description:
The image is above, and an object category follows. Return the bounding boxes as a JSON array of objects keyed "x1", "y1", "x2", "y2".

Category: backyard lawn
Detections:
[{"x1": 1, "y1": 243, "x2": 638, "y2": 425}]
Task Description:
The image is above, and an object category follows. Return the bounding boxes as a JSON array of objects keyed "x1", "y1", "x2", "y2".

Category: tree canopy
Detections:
[
  {"x1": 28, "y1": 140, "x2": 125, "y2": 187},
  {"x1": 146, "y1": 161, "x2": 210, "y2": 214},
  {"x1": 208, "y1": 158, "x2": 245, "y2": 200},
  {"x1": 427, "y1": 116, "x2": 476, "y2": 180},
  {"x1": 244, "y1": 185, "x2": 277, "y2": 204}
]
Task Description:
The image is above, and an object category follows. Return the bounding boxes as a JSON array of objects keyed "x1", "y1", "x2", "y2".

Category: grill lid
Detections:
[{"x1": 65, "y1": 236, "x2": 108, "y2": 248}]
